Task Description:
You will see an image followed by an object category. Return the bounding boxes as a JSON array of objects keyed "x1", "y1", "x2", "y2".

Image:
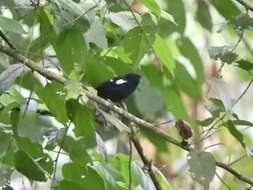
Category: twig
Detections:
[
  {"x1": 215, "y1": 172, "x2": 232, "y2": 190},
  {"x1": 128, "y1": 133, "x2": 133, "y2": 190},
  {"x1": 0, "y1": 30, "x2": 16, "y2": 49},
  {"x1": 234, "y1": 0, "x2": 253, "y2": 12},
  {"x1": 131, "y1": 129, "x2": 162, "y2": 190},
  {"x1": 50, "y1": 122, "x2": 71, "y2": 189},
  {"x1": 1, "y1": 44, "x2": 253, "y2": 186}
]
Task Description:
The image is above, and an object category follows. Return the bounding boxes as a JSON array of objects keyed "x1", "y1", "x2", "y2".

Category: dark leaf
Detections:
[
  {"x1": 224, "y1": 120, "x2": 245, "y2": 148},
  {"x1": 233, "y1": 14, "x2": 253, "y2": 31},
  {"x1": 14, "y1": 150, "x2": 47, "y2": 181},
  {"x1": 235, "y1": 60, "x2": 253, "y2": 71},
  {"x1": 196, "y1": 0, "x2": 212, "y2": 31}
]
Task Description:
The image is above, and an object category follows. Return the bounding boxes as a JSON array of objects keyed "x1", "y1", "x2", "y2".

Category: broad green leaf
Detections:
[
  {"x1": 211, "y1": 0, "x2": 241, "y2": 20},
  {"x1": 61, "y1": 136, "x2": 91, "y2": 164},
  {"x1": 55, "y1": 180, "x2": 83, "y2": 190},
  {"x1": 134, "y1": 80, "x2": 164, "y2": 120},
  {"x1": 37, "y1": 155, "x2": 54, "y2": 175},
  {"x1": 187, "y1": 150, "x2": 216, "y2": 188},
  {"x1": 0, "y1": 16, "x2": 26, "y2": 33},
  {"x1": 153, "y1": 34, "x2": 175, "y2": 76},
  {"x1": 164, "y1": 87, "x2": 189, "y2": 121},
  {"x1": 35, "y1": 82, "x2": 68, "y2": 124},
  {"x1": 224, "y1": 120, "x2": 245, "y2": 148},
  {"x1": 176, "y1": 36, "x2": 204, "y2": 90},
  {"x1": 54, "y1": 28, "x2": 87, "y2": 75},
  {"x1": 14, "y1": 150, "x2": 47, "y2": 181},
  {"x1": 121, "y1": 27, "x2": 155, "y2": 64},
  {"x1": 174, "y1": 62, "x2": 201, "y2": 99},
  {"x1": 139, "y1": 0, "x2": 161, "y2": 16},
  {"x1": 64, "y1": 81, "x2": 84, "y2": 100},
  {"x1": 84, "y1": 56, "x2": 115, "y2": 86},
  {"x1": 236, "y1": 60, "x2": 253, "y2": 71},
  {"x1": 167, "y1": 0, "x2": 186, "y2": 32},
  {"x1": 15, "y1": 137, "x2": 44, "y2": 158},
  {"x1": 62, "y1": 163, "x2": 106, "y2": 190},
  {"x1": 66, "y1": 99, "x2": 97, "y2": 138},
  {"x1": 196, "y1": 0, "x2": 212, "y2": 31}
]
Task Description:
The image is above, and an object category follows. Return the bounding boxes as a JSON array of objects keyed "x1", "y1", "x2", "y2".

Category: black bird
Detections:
[{"x1": 96, "y1": 73, "x2": 141, "y2": 102}]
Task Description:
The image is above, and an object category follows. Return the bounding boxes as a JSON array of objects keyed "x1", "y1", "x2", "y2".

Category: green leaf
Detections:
[
  {"x1": 235, "y1": 60, "x2": 253, "y2": 71},
  {"x1": 232, "y1": 119, "x2": 253, "y2": 126},
  {"x1": 62, "y1": 163, "x2": 106, "y2": 190},
  {"x1": 210, "y1": 0, "x2": 241, "y2": 20},
  {"x1": 208, "y1": 46, "x2": 238, "y2": 64},
  {"x1": 139, "y1": 0, "x2": 161, "y2": 16},
  {"x1": 176, "y1": 36, "x2": 204, "y2": 90},
  {"x1": 15, "y1": 136, "x2": 44, "y2": 158},
  {"x1": 174, "y1": 62, "x2": 201, "y2": 99},
  {"x1": 14, "y1": 150, "x2": 47, "y2": 181},
  {"x1": 134, "y1": 80, "x2": 164, "y2": 120},
  {"x1": 166, "y1": 0, "x2": 186, "y2": 32},
  {"x1": 153, "y1": 34, "x2": 175, "y2": 76},
  {"x1": 224, "y1": 120, "x2": 245, "y2": 148},
  {"x1": 54, "y1": 28, "x2": 87, "y2": 75},
  {"x1": 0, "y1": 16, "x2": 26, "y2": 33},
  {"x1": 10, "y1": 107, "x2": 20, "y2": 136},
  {"x1": 35, "y1": 82, "x2": 68, "y2": 124},
  {"x1": 66, "y1": 99, "x2": 97, "y2": 138},
  {"x1": 84, "y1": 56, "x2": 115, "y2": 86},
  {"x1": 196, "y1": 0, "x2": 212, "y2": 31},
  {"x1": 61, "y1": 136, "x2": 91, "y2": 164},
  {"x1": 197, "y1": 117, "x2": 215, "y2": 127},
  {"x1": 208, "y1": 98, "x2": 226, "y2": 117},
  {"x1": 0, "y1": 131, "x2": 12, "y2": 158},
  {"x1": 141, "y1": 127, "x2": 168, "y2": 152},
  {"x1": 121, "y1": 27, "x2": 155, "y2": 64},
  {"x1": 187, "y1": 150, "x2": 216, "y2": 188},
  {"x1": 233, "y1": 14, "x2": 253, "y2": 31},
  {"x1": 55, "y1": 180, "x2": 83, "y2": 190}
]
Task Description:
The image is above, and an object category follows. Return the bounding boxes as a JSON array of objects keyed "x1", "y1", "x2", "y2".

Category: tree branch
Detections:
[
  {"x1": 131, "y1": 127, "x2": 162, "y2": 190},
  {"x1": 0, "y1": 44, "x2": 253, "y2": 186},
  {"x1": 234, "y1": 0, "x2": 253, "y2": 12}
]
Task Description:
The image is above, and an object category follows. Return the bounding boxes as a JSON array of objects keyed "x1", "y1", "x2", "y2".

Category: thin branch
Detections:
[
  {"x1": 0, "y1": 44, "x2": 253, "y2": 186},
  {"x1": 128, "y1": 133, "x2": 133, "y2": 190},
  {"x1": 131, "y1": 129, "x2": 162, "y2": 190},
  {"x1": 0, "y1": 30, "x2": 16, "y2": 49},
  {"x1": 50, "y1": 122, "x2": 71, "y2": 189},
  {"x1": 234, "y1": 0, "x2": 253, "y2": 12},
  {"x1": 215, "y1": 172, "x2": 232, "y2": 190}
]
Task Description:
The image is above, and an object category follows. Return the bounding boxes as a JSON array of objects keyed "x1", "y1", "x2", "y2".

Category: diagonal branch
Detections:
[{"x1": 0, "y1": 44, "x2": 253, "y2": 186}]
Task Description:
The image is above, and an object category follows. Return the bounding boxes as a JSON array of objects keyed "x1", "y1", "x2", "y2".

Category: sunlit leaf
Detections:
[
  {"x1": 139, "y1": 0, "x2": 161, "y2": 16},
  {"x1": 153, "y1": 34, "x2": 175, "y2": 76}
]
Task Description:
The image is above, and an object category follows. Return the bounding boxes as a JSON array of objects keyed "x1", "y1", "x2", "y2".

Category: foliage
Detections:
[{"x1": 0, "y1": 0, "x2": 253, "y2": 189}]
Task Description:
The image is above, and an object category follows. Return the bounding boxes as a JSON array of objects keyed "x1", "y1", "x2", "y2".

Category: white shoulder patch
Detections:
[{"x1": 115, "y1": 78, "x2": 128, "y2": 85}]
